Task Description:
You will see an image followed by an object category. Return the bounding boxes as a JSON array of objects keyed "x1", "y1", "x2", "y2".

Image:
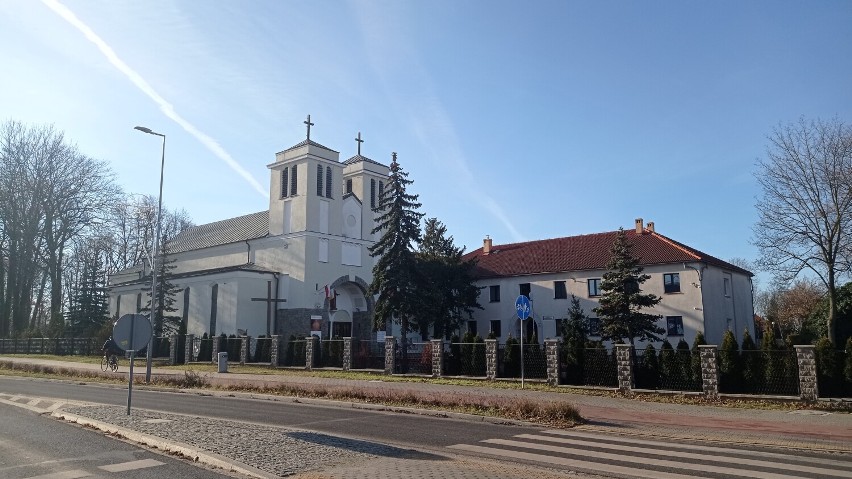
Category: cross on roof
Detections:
[
  {"x1": 304, "y1": 115, "x2": 314, "y2": 141},
  {"x1": 355, "y1": 132, "x2": 364, "y2": 155}
]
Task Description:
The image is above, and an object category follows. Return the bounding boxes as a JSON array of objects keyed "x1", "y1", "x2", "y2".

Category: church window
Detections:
[
  {"x1": 280, "y1": 169, "x2": 288, "y2": 198},
  {"x1": 379, "y1": 181, "x2": 384, "y2": 201},
  {"x1": 325, "y1": 167, "x2": 332, "y2": 198},
  {"x1": 210, "y1": 284, "x2": 218, "y2": 335},
  {"x1": 290, "y1": 165, "x2": 298, "y2": 195},
  {"x1": 370, "y1": 179, "x2": 376, "y2": 208},
  {"x1": 345, "y1": 179, "x2": 352, "y2": 194},
  {"x1": 316, "y1": 165, "x2": 324, "y2": 196}
]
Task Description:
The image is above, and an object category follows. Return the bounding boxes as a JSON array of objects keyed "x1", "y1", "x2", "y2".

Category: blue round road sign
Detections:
[{"x1": 515, "y1": 295, "x2": 531, "y2": 320}]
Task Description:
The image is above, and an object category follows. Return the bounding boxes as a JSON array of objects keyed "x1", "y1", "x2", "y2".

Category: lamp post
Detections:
[{"x1": 134, "y1": 125, "x2": 165, "y2": 384}]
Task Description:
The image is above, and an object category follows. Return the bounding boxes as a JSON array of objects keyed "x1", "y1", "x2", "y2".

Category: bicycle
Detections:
[{"x1": 100, "y1": 352, "x2": 118, "y2": 372}]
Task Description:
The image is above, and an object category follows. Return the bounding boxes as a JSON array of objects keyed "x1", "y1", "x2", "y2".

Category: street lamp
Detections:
[{"x1": 134, "y1": 125, "x2": 165, "y2": 384}]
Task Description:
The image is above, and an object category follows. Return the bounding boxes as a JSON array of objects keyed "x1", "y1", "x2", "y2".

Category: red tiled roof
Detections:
[{"x1": 463, "y1": 229, "x2": 752, "y2": 279}]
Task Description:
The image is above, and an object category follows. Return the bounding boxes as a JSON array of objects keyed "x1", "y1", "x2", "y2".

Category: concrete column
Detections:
[
  {"x1": 184, "y1": 334, "x2": 195, "y2": 363},
  {"x1": 485, "y1": 339, "x2": 498, "y2": 380},
  {"x1": 384, "y1": 336, "x2": 396, "y2": 375},
  {"x1": 240, "y1": 336, "x2": 249, "y2": 365},
  {"x1": 430, "y1": 339, "x2": 444, "y2": 378},
  {"x1": 270, "y1": 335, "x2": 280, "y2": 367},
  {"x1": 545, "y1": 339, "x2": 561, "y2": 386},
  {"x1": 615, "y1": 344, "x2": 634, "y2": 394},
  {"x1": 211, "y1": 337, "x2": 220, "y2": 364},
  {"x1": 795, "y1": 345, "x2": 819, "y2": 401},
  {"x1": 306, "y1": 336, "x2": 319, "y2": 370},
  {"x1": 699, "y1": 345, "x2": 719, "y2": 400},
  {"x1": 169, "y1": 334, "x2": 179, "y2": 365},
  {"x1": 342, "y1": 337, "x2": 353, "y2": 371}
]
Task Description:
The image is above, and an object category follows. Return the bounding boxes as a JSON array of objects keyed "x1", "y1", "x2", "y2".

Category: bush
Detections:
[
  {"x1": 815, "y1": 337, "x2": 842, "y2": 397},
  {"x1": 503, "y1": 335, "x2": 519, "y2": 377},
  {"x1": 472, "y1": 335, "x2": 486, "y2": 376},
  {"x1": 741, "y1": 330, "x2": 763, "y2": 394},
  {"x1": 675, "y1": 338, "x2": 692, "y2": 389},
  {"x1": 636, "y1": 344, "x2": 659, "y2": 389},
  {"x1": 718, "y1": 330, "x2": 740, "y2": 393},
  {"x1": 658, "y1": 341, "x2": 678, "y2": 389}
]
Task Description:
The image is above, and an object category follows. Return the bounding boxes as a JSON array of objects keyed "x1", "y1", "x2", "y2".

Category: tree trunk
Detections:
[{"x1": 827, "y1": 276, "x2": 837, "y2": 345}]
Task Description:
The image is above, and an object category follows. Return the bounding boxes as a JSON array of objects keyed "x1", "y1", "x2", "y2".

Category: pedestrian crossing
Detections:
[
  {"x1": 21, "y1": 459, "x2": 164, "y2": 478},
  {"x1": 449, "y1": 429, "x2": 852, "y2": 479}
]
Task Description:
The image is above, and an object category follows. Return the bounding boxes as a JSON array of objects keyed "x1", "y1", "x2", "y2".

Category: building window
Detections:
[
  {"x1": 370, "y1": 179, "x2": 376, "y2": 208},
  {"x1": 467, "y1": 320, "x2": 478, "y2": 336},
  {"x1": 664, "y1": 273, "x2": 680, "y2": 293},
  {"x1": 519, "y1": 283, "x2": 531, "y2": 298},
  {"x1": 290, "y1": 165, "x2": 298, "y2": 195},
  {"x1": 280, "y1": 169, "x2": 289, "y2": 198},
  {"x1": 325, "y1": 166, "x2": 332, "y2": 198},
  {"x1": 554, "y1": 281, "x2": 567, "y2": 299},
  {"x1": 667, "y1": 316, "x2": 684, "y2": 336},
  {"x1": 378, "y1": 180, "x2": 384, "y2": 202},
  {"x1": 555, "y1": 318, "x2": 566, "y2": 336},
  {"x1": 210, "y1": 284, "x2": 218, "y2": 335},
  {"x1": 588, "y1": 317, "x2": 601, "y2": 337},
  {"x1": 346, "y1": 178, "x2": 353, "y2": 194},
  {"x1": 489, "y1": 285, "x2": 501, "y2": 303},
  {"x1": 490, "y1": 320, "x2": 502, "y2": 337},
  {"x1": 588, "y1": 278, "x2": 601, "y2": 297},
  {"x1": 724, "y1": 277, "x2": 731, "y2": 297},
  {"x1": 316, "y1": 165, "x2": 323, "y2": 196}
]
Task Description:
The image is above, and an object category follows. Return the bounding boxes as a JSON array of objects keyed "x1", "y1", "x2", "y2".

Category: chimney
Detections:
[
  {"x1": 635, "y1": 218, "x2": 643, "y2": 234},
  {"x1": 483, "y1": 235, "x2": 492, "y2": 255},
  {"x1": 647, "y1": 221, "x2": 655, "y2": 233}
]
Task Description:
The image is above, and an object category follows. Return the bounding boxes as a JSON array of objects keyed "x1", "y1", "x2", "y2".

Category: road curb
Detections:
[{"x1": 52, "y1": 409, "x2": 279, "y2": 479}]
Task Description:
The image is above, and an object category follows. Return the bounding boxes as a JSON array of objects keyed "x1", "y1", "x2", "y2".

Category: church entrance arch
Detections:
[{"x1": 326, "y1": 276, "x2": 373, "y2": 340}]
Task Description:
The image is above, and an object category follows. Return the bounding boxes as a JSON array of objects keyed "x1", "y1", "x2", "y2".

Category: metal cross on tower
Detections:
[
  {"x1": 304, "y1": 115, "x2": 314, "y2": 141},
  {"x1": 355, "y1": 132, "x2": 364, "y2": 155}
]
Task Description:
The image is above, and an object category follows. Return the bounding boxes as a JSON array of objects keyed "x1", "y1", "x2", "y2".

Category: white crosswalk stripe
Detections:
[
  {"x1": 449, "y1": 430, "x2": 852, "y2": 479},
  {"x1": 23, "y1": 471, "x2": 91, "y2": 479},
  {"x1": 98, "y1": 458, "x2": 165, "y2": 472}
]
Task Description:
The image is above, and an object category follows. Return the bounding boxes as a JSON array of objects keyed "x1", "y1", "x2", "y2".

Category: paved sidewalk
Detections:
[{"x1": 2, "y1": 356, "x2": 852, "y2": 478}]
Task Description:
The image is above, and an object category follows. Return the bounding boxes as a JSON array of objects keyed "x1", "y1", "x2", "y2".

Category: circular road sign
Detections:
[
  {"x1": 113, "y1": 314, "x2": 152, "y2": 351},
  {"x1": 515, "y1": 295, "x2": 531, "y2": 320}
]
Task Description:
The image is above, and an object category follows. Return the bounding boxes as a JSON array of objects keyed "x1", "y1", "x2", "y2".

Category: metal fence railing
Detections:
[
  {"x1": 317, "y1": 339, "x2": 345, "y2": 368},
  {"x1": 816, "y1": 349, "x2": 852, "y2": 398},
  {"x1": 497, "y1": 343, "x2": 547, "y2": 379},
  {"x1": 351, "y1": 339, "x2": 385, "y2": 370},
  {"x1": 248, "y1": 337, "x2": 272, "y2": 363},
  {"x1": 395, "y1": 342, "x2": 432, "y2": 374},
  {"x1": 581, "y1": 347, "x2": 618, "y2": 387},
  {"x1": 634, "y1": 347, "x2": 701, "y2": 392},
  {"x1": 722, "y1": 349, "x2": 799, "y2": 396},
  {"x1": 280, "y1": 339, "x2": 307, "y2": 367},
  {"x1": 443, "y1": 342, "x2": 487, "y2": 377}
]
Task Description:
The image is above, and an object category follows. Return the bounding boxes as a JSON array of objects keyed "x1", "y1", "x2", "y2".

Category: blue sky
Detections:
[{"x1": 2, "y1": 1, "x2": 851, "y2": 283}]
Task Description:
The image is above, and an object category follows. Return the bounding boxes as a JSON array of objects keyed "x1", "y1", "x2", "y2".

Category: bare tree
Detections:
[{"x1": 753, "y1": 117, "x2": 852, "y2": 343}]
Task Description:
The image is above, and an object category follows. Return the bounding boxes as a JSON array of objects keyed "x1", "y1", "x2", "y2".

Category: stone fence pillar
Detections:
[
  {"x1": 184, "y1": 334, "x2": 195, "y2": 363},
  {"x1": 270, "y1": 335, "x2": 280, "y2": 367},
  {"x1": 545, "y1": 339, "x2": 561, "y2": 386},
  {"x1": 343, "y1": 337, "x2": 353, "y2": 371},
  {"x1": 485, "y1": 339, "x2": 497, "y2": 380},
  {"x1": 431, "y1": 339, "x2": 444, "y2": 378},
  {"x1": 169, "y1": 334, "x2": 179, "y2": 365},
  {"x1": 384, "y1": 336, "x2": 396, "y2": 375},
  {"x1": 306, "y1": 336, "x2": 319, "y2": 370},
  {"x1": 211, "y1": 336, "x2": 220, "y2": 364},
  {"x1": 795, "y1": 345, "x2": 819, "y2": 401},
  {"x1": 615, "y1": 344, "x2": 634, "y2": 395},
  {"x1": 240, "y1": 336, "x2": 249, "y2": 365},
  {"x1": 699, "y1": 345, "x2": 719, "y2": 400}
]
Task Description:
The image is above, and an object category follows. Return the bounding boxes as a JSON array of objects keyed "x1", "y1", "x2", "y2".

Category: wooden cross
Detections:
[
  {"x1": 251, "y1": 281, "x2": 287, "y2": 336},
  {"x1": 304, "y1": 115, "x2": 314, "y2": 141},
  {"x1": 355, "y1": 132, "x2": 364, "y2": 155}
]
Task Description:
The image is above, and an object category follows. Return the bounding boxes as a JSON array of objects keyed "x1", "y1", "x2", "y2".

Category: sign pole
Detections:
[
  {"x1": 113, "y1": 313, "x2": 152, "y2": 417},
  {"x1": 127, "y1": 314, "x2": 135, "y2": 415},
  {"x1": 515, "y1": 295, "x2": 531, "y2": 390},
  {"x1": 520, "y1": 319, "x2": 524, "y2": 389}
]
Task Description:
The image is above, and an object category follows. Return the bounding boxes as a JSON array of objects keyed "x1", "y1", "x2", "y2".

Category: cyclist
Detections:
[{"x1": 102, "y1": 336, "x2": 121, "y2": 370}]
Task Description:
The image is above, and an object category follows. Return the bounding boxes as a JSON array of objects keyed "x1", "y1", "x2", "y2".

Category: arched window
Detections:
[
  {"x1": 210, "y1": 284, "x2": 218, "y2": 335},
  {"x1": 370, "y1": 179, "x2": 376, "y2": 208},
  {"x1": 345, "y1": 178, "x2": 353, "y2": 194},
  {"x1": 316, "y1": 164, "x2": 324, "y2": 196},
  {"x1": 325, "y1": 166, "x2": 332, "y2": 198},
  {"x1": 290, "y1": 165, "x2": 298, "y2": 195},
  {"x1": 280, "y1": 169, "x2": 288, "y2": 198}
]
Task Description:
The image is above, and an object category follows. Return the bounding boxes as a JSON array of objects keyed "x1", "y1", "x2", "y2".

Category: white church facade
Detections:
[{"x1": 109, "y1": 121, "x2": 389, "y2": 342}]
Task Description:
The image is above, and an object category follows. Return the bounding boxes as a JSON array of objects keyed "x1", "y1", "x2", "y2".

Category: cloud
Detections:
[{"x1": 42, "y1": 0, "x2": 268, "y2": 198}]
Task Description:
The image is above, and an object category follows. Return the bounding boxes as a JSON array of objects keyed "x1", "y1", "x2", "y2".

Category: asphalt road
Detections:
[{"x1": 0, "y1": 400, "x2": 238, "y2": 479}]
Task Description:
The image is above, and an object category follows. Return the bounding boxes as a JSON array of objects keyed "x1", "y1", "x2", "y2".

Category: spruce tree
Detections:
[
  {"x1": 143, "y1": 236, "x2": 182, "y2": 337},
  {"x1": 416, "y1": 218, "x2": 480, "y2": 338},
  {"x1": 718, "y1": 329, "x2": 741, "y2": 392},
  {"x1": 65, "y1": 260, "x2": 110, "y2": 337},
  {"x1": 561, "y1": 295, "x2": 588, "y2": 385},
  {"x1": 594, "y1": 228, "x2": 664, "y2": 346},
  {"x1": 369, "y1": 153, "x2": 424, "y2": 372}
]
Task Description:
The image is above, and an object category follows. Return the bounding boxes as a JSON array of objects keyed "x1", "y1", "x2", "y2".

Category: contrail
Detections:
[{"x1": 42, "y1": 0, "x2": 268, "y2": 198}]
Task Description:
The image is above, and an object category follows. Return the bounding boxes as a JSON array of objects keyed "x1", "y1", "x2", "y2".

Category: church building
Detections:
[{"x1": 108, "y1": 118, "x2": 389, "y2": 342}]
